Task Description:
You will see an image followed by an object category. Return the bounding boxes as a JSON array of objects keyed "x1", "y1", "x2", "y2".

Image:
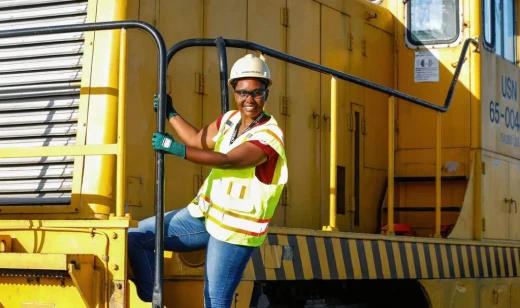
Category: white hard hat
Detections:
[{"x1": 228, "y1": 54, "x2": 272, "y2": 87}]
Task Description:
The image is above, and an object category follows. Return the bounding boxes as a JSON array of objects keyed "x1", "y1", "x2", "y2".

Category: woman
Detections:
[{"x1": 128, "y1": 54, "x2": 288, "y2": 307}]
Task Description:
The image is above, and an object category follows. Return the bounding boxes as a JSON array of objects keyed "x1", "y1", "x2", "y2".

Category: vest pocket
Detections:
[{"x1": 211, "y1": 179, "x2": 256, "y2": 213}]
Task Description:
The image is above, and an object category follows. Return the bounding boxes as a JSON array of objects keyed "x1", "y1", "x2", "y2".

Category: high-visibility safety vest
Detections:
[{"x1": 188, "y1": 110, "x2": 288, "y2": 247}]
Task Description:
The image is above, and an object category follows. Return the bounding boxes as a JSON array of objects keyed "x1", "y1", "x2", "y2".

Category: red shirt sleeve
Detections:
[
  {"x1": 248, "y1": 140, "x2": 279, "y2": 185},
  {"x1": 216, "y1": 114, "x2": 225, "y2": 130}
]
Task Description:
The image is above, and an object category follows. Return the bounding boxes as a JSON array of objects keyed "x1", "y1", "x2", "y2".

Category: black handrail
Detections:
[
  {"x1": 444, "y1": 38, "x2": 479, "y2": 109},
  {"x1": 215, "y1": 37, "x2": 230, "y2": 114},
  {"x1": 167, "y1": 38, "x2": 479, "y2": 113},
  {"x1": 0, "y1": 21, "x2": 168, "y2": 308}
]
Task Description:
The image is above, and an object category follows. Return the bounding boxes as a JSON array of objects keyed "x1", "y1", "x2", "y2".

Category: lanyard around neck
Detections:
[{"x1": 229, "y1": 112, "x2": 264, "y2": 145}]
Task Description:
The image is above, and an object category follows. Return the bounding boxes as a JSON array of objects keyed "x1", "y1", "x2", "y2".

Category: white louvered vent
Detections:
[{"x1": 0, "y1": 0, "x2": 88, "y2": 205}]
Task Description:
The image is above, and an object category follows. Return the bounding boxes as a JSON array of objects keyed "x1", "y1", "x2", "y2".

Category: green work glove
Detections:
[
  {"x1": 152, "y1": 132, "x2": 186, "y2": 159},
  {"x1": 153, "y1": 94, "x2": 178, "y2": 120}
]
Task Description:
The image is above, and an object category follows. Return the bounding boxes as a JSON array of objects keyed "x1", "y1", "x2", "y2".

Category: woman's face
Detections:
[{"x1": 233, "y1": 78, "x2": 268, "y2": 119}]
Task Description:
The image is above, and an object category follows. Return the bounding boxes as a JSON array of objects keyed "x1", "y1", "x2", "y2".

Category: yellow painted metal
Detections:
[
  {"x1": 511, "y1": 284, "x2": 520, "y2": 306},
  {"x1": 5, "y1": 0, "x2": 520, "y2": 306},
  {"x1": 116, "y1": 28, "x2": 128, "y2": 218},
  {"x1": 285, "y1": 0, "x2": 321, "y2": 229},
  {"x1": 68, "y1": 0, "x2": 99, "y2": 218},
  {"x1": 0, "y1": 219, "x2": 129, "y2": 307},
  {"x1": 420, "y1": 278, "x2": 520, "y2": 308},
  {"x1": 360, "y1": 23, "x2": 393, "y2": 234},
  {"x1": 482, "y1": 154, "x2": 510, "y2": 240},
  {"x1": 79, "y1": 0, "x2": 129, "y2": 218},
  {"x1": 509, "y1": 162, "x2": 520, "y2": 240},
  {"x1": 125, "y1": 0, "x2": 205, "y2": 221},
  {"x1": 0, "y1": 145, "x2": 117, "y2": 159},
  {"x1": 435, "y1": 112, "x2": 442, "y2": 237},
  {"x1": 480, "y1": 284, "x2": 510, "y2": 307},
  {"x1": 247, "y1": 0, "x2": 287, "y2": 227},
  {"x1": 0, "y1": 235, "x2": 11, "y2": 252},
  {"x1": 420, "y1": 279, "x2": 479, "y2": 308},
  {"x1": 324, "y1": 77, "x2": 338, "y2": 231},
  {"x1": 350, "y1": 103, "x2": 365, "y2": 232},
  {"x1": 68, "y1": 261, "x2": 95, "y2": 308},
  {"x1": 363, "y1": 23, "x2": 394, "y2": 171},
  {"x1": 0, "y1": 219, "x2": 134, "y2": 229},
  {"x1": 387, "y1": 96, "x2": 395, "y2": 235},
  {"x1": 320, "y1": 5, "x2": 351, "y2": 231},
  {"x1": 0, "y1": 277, "x2": 96, "y2": 308},
  {"x1": 388, "y1": 0, "x2": 472, "y2": 237},
  {"x1": 448, "y1": 154, "x2": 477, "y2": 240},
  {"x1": 0, "y1": 253, "x2": 68, "y2": 270},
  {"x1": 269, "y1": 226, "x2": 520, "y2": 248},
  {"x1": 0, "y1": 227, "x2": 110, "y2": 302}
]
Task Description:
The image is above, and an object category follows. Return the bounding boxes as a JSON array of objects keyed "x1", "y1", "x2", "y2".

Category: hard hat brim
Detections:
[{"x1": 228, "y1": 77, "x2": 272, "y2": 88}]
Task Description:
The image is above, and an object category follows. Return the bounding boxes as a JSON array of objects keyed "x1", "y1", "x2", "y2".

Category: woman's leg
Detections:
[
  {"x1": 203, "y1": 236, "x2": 256, "y2": 308},
  {"x1": 128, "y1": 207, "x2": 209, "y2": 302}
]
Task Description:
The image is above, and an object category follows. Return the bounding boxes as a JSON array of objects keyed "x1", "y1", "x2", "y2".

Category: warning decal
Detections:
[{"x1": 414, "y1": 50, "x2": 439, "y2": 83}]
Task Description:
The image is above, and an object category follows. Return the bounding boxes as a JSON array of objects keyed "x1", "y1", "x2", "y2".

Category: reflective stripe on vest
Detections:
[
  {"x1": 196, "y1": 193, "x2": 270, "y2": 236},
  {"x1": 188, "y1": 110, "x2": 287, "y2": 246}
]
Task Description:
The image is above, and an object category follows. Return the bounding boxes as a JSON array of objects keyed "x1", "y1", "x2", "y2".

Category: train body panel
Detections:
[{"x1": 1, "y1": 0, "x2": 520, "y2": 307}]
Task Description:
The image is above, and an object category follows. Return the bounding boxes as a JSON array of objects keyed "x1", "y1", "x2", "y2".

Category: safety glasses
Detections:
[{"x1": 233, "y1": 88, "x2": 267, "y2": 99}]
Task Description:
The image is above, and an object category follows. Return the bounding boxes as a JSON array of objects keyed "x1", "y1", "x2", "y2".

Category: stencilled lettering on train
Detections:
[
  {"x1": 502, "y1": 75, "x2": 518, "y2": 102},
  {"x1": 489, "y1": 75, "x2": 520, "y2": 147}
]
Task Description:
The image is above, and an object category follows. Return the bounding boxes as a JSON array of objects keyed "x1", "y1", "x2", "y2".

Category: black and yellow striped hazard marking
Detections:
[{"x1": 248, "y1": 234, "x2": 520, "y2": 280}]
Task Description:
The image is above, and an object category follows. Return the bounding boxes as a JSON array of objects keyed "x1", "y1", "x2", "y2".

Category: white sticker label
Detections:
[
  {"x1": 494, "y1": 160, "x2": 499, "y2": 168},
  {"x1": 414, "y1": 50, "x2": 439, "y2": 83},
  {"x1": 162, "y1": 138, "x2": 172, "y2": 148},
  {"x1": 444, "y1": 161, "x2": 459, "y2": 173}
]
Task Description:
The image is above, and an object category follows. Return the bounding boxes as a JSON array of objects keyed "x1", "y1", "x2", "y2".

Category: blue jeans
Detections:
[{"x1": 128, "y1": 207, "x2": 255, "y2": 307}]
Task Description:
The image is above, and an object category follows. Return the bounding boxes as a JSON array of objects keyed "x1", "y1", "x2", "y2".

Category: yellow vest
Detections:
[{"x1": 188, "y1": 110, "x2": 288, "y2": 247}]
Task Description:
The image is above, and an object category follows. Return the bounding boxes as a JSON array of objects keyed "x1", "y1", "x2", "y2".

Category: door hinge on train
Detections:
[
  {"x1": 361, "y1": 118, "x2": 366, "y2": 134},
  {"x1": 482, "y1": 218, "x2": 486, "y2": 232},
  {"x1": 362, "y1": 39, "x2": 367, "y2": 57},
  {"x1": 482, "y1": 162, "x2": 486, "y2": 174},
  {"x1": 195, "y1": 73, "x2": 205, "y2": 94},
  {"x1": 395, "y1": 119, "x2": 400, "y2": 133},
  {"x1": 280, "y1": 8, "x2": 289, "y2": 27},
  {"x1": 347, "y1": 33, "x2": 353, "y2": 51},
  {"x1": 347, "y1": 114, "x2": 353, "y2": 131},
  {"x1": 280, "y1": 96, "x2": 290, "y2": 115}
]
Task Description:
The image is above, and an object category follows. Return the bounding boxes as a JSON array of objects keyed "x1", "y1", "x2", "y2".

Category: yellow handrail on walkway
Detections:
[
  {"x1": 387, "y1": 96, "x2": 395, "y2": 235},
  {"x1": 324, "y1": 77, "x2": 338, "y2": 231},
  {"x1": 116, "y1": 28, "x2": 128, "y2": 218},
  {"x1": 435, "y1": 112, "x2": 442, "y2": 237}
]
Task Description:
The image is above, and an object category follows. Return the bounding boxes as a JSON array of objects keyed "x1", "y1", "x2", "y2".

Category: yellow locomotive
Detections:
[{"x1": 0, "y1": 0, "x2": 518, "y2": 307}]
